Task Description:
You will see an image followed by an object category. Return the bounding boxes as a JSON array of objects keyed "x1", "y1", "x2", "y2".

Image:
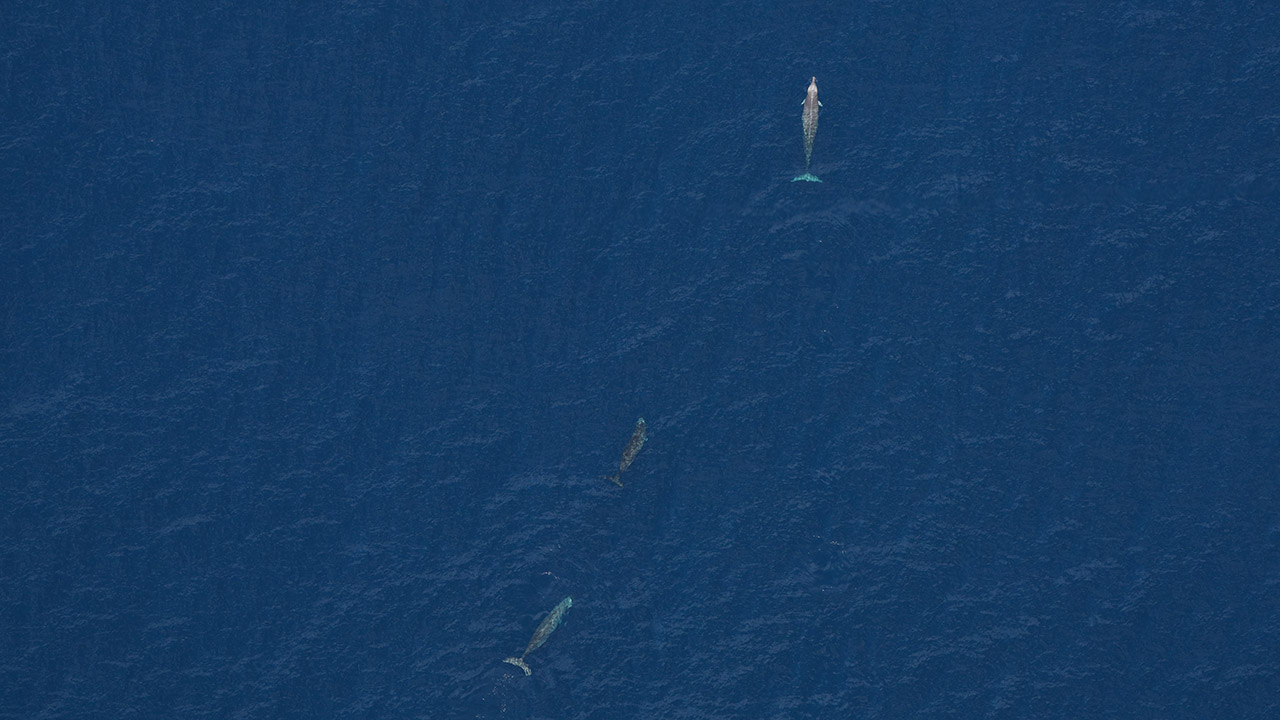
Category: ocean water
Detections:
[{"x1": 3, "y1": 1, "x2": 1278, "y2": 718}]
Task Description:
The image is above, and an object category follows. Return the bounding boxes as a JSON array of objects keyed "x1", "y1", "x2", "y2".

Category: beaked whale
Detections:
[
  {"x1": 503, "y1": 596, "x2": 573, "y2": 676},
  {"x1": 793, "y1": 76, "x2": 822, "y2": 182}
]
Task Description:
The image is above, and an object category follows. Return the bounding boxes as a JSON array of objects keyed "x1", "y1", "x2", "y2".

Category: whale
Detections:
[
  {"x1": 604, "y1": 418, "x2": 647, "y2": 487},
  {"x1": 503, "y1": 596, "x2": 573, "y2": 676},
  {"x1": 792, "y1": 76, "x2": 822, "y2": 182}
]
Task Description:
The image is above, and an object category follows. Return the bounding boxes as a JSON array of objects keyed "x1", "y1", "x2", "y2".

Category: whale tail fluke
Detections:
[
  {"x1": 503, "y1": 657, "x2": 532, "y2": 676},
  {"x1": 603, "y1": 474, "x2": 624, "y2": 487},
  {"x1": 792, "y1": 173, "x2": 822, "y2": 182}
]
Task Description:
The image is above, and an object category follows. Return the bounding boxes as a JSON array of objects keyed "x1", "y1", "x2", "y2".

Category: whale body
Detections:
[
  {"x1": 503, "y1": 596, "x2": 573, "y2": 676},
  {"x1": 604, "y1": 418, "x2": 647, "y2": 487},
  {"x1": 793, "y1": 77, "x2": 822, "y2": 183}
]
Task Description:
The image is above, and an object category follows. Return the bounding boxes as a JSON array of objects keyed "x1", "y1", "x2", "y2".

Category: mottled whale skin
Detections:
[
  {"x1": 605, "y1": 418, "x2": 647, "y2": 487},
  {"x1": 793, "y1": 76, "x2": 822, "y2": 182},
  {"x1": 503, "y1": 596, "x2": 573, "y2": 676}
]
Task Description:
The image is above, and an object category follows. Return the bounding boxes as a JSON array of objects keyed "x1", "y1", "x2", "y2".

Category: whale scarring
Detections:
[{"x1": 793, "y1": 77, "x2": 823, "y2": 182}]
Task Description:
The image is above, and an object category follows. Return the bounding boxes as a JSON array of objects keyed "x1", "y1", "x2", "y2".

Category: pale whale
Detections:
[
  {"x1": 503, "y1": 596, "x2": 573, "y2": 676},
  {"x1": 793, "y1": 76, "x2": 822, "y2": 183}
]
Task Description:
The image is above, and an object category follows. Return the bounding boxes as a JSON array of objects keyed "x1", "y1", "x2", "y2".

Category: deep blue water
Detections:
[{"x1": 3, "y1": 1, "x2": 1279, "y2": 718}]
